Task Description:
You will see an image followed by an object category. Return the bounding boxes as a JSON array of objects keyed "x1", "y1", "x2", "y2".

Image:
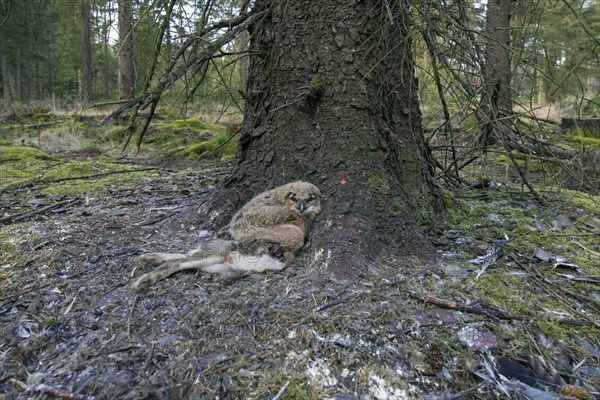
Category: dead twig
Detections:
[
  {"x1": 409, "y1": 291, "x2": 531, "y2": 321},
  {"x1": 31, "y1": 384, "x2": 91, "y2": 400},
  {"x1": 0, "y1": 198, "x2": 81, "y2": 224},
  {"x1": 0, "y1": 167, "x2": 160, "y2": 196},
  {"x1": 272, "y1": 380, "x2": 290, "y2": 400},
  {"x1": 314, "y1": 292, "x2": 362, "y2": 312},
  {"x1": 37, "y1": 167, "x2": 160, "y2": 184}
]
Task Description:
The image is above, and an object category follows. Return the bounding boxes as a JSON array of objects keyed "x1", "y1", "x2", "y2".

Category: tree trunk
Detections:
[
  {"x1": 0, "y1": 32, "x2": 12, "y2": 102},
  {"x1": 178, "y1": 0, "x2": 444, "y2": 278},
  {"x1": 81, "y1": 0, "x2": 93, "y2": 103},
  {"x1": 15, "y1": 47, "x2": 22, "y2": 101},
  {"x1": 237, "y1": 28, "x2": 249, "y2": 94},
  {"x1": 482, "y1": 0, "x2": 513, "y2": 113},
  {"x1": 118, "y1": 0, "x2": 134, "y2": 99}
]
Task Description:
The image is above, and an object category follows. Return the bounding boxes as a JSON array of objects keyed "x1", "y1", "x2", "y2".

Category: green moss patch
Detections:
[
  {"x1": 0, "y1": 145, "x2": 51, "y2": 161},
  {"x1": 0, "y1": 155, "x2": 160, "y2": 198},
  {"x1": 571, "y1": 135, "x2": 600, "y2": 147},
  {"x1": 180, "y1": 133, "x2": 237, "y2": 160},
  {"x1": 432, "y1": 185, "x2": 600, "y2": 351}
]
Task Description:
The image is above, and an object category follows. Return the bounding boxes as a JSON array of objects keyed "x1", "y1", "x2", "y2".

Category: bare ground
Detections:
[{"x1": 1, "y1": 156, "x2": 599, "y2": 399}]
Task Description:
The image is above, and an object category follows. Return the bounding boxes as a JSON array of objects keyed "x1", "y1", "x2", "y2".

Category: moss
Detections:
[
  {"x1": 535, "y1": 318, "x2": 581, "y2": 341},
  {"x1": 366, "y1": 173, "x2": 390, "y2": 196},
  {"x1": 571, "y1": 135, "x2": 600, "y2": 147},
  {"x1": 38, "y1": 161, "x2": 159, "y2": 196},
  {"x1": 472, "y1": 272, "x2": 536, "y2": 316},
  {"x1": 181, "y1": 133, "x2": 237, "y2": 160},
  {"x1": 0, "y1": 145, "x2": 50, "y2": 161},
  {"x1": 0, "y1": 153, "x2": 164, "y2": 197},
  {"x1": 0, "y1": 139, "x2": 14, "y2": 146},
  {"x1": 440, "y1": 188, "x2": 470, "y2": 226},
  {"x1": 169, "y1": 118, "x2": 226, "y2": 134},
  {"x1": 309, "y1": 73, "x2": 327, "y2": 91},
  {"x1": 104, "y1": 126, "x2": 126, "y2": 142},
  {"x1": 40, "y1": 315, "x2": 58, "y2": 326}
]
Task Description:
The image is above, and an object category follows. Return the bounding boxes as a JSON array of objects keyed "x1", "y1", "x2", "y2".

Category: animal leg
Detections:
[
  {"x1": 132, "y1": 255, "x2": 225, "y2": 290},
  {"x1": 140, "y1": 253, "x2": 186, "y2": 265}
]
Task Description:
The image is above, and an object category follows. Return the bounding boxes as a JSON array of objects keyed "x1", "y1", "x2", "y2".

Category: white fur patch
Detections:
[{"x1": 232, "y1": 253, "x2": 286, "y2": 272}]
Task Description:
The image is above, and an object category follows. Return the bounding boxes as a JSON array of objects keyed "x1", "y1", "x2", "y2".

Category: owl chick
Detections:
[
  {"x1": 229, "y1": 181, "x2": 321, "y2": 259},
  {"x1": 132, "y1": 181, "x2": 320, "y2": 289}
]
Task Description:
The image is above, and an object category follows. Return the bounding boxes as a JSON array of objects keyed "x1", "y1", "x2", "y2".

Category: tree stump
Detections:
[{"x1": 561, "y1": 118, "x2": 600, "y2": 138}]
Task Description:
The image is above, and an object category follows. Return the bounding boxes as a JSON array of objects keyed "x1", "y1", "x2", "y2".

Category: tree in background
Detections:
[
  {"x1": 81, "y1": 0, "x2": 93, "y2": 103},
  {"x1": 479, "y1": 0, "x2": 513, "y2": 148},
  {"x1": 118, "y1": 0, "x2": 134, "y2": 99},
  {"x1": 482, "y1": 0, "x2": 513, "y2": 114}
]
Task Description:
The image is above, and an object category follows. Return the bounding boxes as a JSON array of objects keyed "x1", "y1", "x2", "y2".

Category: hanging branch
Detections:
[
  {"x1": 119, "y1": 0, "x2": 177, "y2": 153},
  {"x1": 0, "y1": 0, "x2": 12, "y2": 30},
  {"x1": 102, "y1": 10, "x2": 264, "y2": 153}
]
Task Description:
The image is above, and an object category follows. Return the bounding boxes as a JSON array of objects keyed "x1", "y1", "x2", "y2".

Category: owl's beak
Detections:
[{"x1": 297, "y1": 201, "x2": 307, "y2": 213}]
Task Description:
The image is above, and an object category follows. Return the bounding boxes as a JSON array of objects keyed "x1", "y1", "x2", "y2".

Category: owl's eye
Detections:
[
  {"x1": 288, "y1": 193, "x2": 298, "y2": 202},
  {"x1": 306, "y1": 195, "x2": 317, "y2": 203}
]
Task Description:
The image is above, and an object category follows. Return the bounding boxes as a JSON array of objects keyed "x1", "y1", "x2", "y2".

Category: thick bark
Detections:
[
  {"x1": 81, "y1": 0, "x2": 93, "y2": 103},
  {"x1": 478, "y1": 0, "x2": 513, "y2": 147},
  {"x1": 118, "y1": 0, "x2": 134, "y2": 99},
  {"x1": 237, "y1": 28, "x2": 249, "y2": 93},
  {"x1": 482, "y1": 0, "x2": 513, "y2": 113},
  {"x1": 102, "y1": 29, "x2": 110, "y2": 99},
  {"x1": 177, "y1": 0, "x2": 444, "y2": 278},
  {"x1": 0, "y1": 32, "x2": 12, "y2": 102}
]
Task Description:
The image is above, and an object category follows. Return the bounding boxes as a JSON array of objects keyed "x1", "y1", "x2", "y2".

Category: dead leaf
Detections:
[{"x1": 457, "y1": 326, "x2": 498, "y2": 353}]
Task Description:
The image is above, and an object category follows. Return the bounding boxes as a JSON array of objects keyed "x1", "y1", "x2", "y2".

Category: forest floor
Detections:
[{"x1": 0, "y1": 113, "x2": 599, "y2": 399}]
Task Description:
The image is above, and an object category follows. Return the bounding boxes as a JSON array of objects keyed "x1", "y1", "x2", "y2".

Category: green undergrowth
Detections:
[
  {"x1": 435, "y1": 185, "x2": 599, "y2": 352},
  {"x1": 1, "y1": 113, "x2": 237, "y2": 161},
  {"x1": 99, "y1": 118, "x2": 236, "y2": 160},
  {"x1": 0, "y1": 146, "x2": 161, "y2": 198},
  {"x1": 179, "y1": 132, "x2": 238, "y2": 160},
  {"x1": 0, "y1": 145, "x2": 51, "y2": 161},
  {"x1": 569, "y1": 132, "x2": 600, "y2": 147},
  {"x1": 147, "y1": 118, "x2": 236, "y2": 160}
]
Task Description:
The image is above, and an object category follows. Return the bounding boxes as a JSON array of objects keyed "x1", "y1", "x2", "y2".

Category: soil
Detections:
[{"x1": 1, "y1": 155, "x2": 599, "y2": 399}]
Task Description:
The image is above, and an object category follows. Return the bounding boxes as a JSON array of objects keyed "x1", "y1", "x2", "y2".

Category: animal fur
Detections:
[{"x1": 131, "y1": 181, "x2": 320, "y2": 289}]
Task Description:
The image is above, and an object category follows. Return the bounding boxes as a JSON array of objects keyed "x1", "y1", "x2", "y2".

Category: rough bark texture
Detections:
[
  {"x1": 483, "y1": 0, "x2": 513, "y2": 112},
  {"x1": 118, "y1": 0, "x2": 134, "y2": 99},
  {"x1": 81, "y1": 0, "x2": 93, "y2": 103},
  {"x1": 177, "y1": 0, "x2": 444, "y2": 278},
  {"x1": 0, "y1": 33, "x2": 12, "y2": 102}
]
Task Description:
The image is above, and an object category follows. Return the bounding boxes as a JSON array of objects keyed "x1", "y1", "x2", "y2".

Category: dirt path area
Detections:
[{"x1": 1, "y1": 155, "x2": 599, "y2": 399}]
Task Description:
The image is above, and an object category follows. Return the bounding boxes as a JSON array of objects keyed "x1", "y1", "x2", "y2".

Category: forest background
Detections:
[{"x1": 1, "y1": 0, "x2": 600, "y2": 398}]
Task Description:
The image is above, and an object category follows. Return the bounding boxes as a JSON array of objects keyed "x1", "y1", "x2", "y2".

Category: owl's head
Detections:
[{"x1": 284, "y1": 182, "x2": 321, "y2": 220}]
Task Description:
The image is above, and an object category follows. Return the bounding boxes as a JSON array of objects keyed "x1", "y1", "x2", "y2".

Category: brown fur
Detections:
[
  {"x1": 132, "y1": 181, "x2": 320, "y2": 289},
  {"x1": 229, "y1": 181, "x2": 321, "y2": 259}
]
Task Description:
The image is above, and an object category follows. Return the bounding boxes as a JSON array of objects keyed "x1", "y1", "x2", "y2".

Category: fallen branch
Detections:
[
  {"x1": 0, "y1": 198, "x2": 81, "y2": 224},
  {"x1": 507, "y1": 141, "x2": 582, "y2": 159},
  {"x1": 32, "y1": 384, "x2": 91, "y2": 400},
  {"x1": 0, "y1": 167, "x2": 159, "y2": 195},
  {"x1": 0, "y1": 121, "x2": 61, "y2": 129},
  {"x1": 314, "y1": 292, "x2": 363, "y2": 312},
  {"x1": 272, "y1": 381, "x2": 290, "y2": 400},
  {"x1": 409, "y1": 291, "x2": 531, "y2": 321},
  {"x1": 39, "y1": 167, "x2": 160, "y2": 184}
]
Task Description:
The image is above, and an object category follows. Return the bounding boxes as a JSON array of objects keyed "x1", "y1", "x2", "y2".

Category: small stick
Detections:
[
  {"x1": 409, "y1": 291, "x2": 531, "y2": 321},
  {"x1": 0, "y1": 198, "x2": 80, "y2": 224},
  {"x1": 272, "y1": 380, "x2": 289, "y2": 400},
  {"x1": 32, "y1": 384, "x2": 90, "y2": 400},
  {"x1": 38, "y1": 167, "x2": 159, "y2": 183}
]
